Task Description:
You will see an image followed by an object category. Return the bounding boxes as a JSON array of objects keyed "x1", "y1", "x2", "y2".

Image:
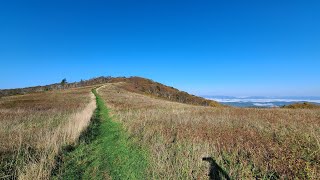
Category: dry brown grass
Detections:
[
  {"x1": 99, "y1": 83, "x2": 320, "y2": 179},
  {"x1": 0, "y1": 86, "x2": 96, "y2": 179},
  {"x1": 109, "y1": 77, "x2": 222, "y2": 107},
  {"x1": 283, "y1": 102, "x2": 320, "y2": 109}
]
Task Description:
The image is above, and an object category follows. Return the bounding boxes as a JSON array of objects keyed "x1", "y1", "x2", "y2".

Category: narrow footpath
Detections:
[{"x1": 53, "y1": 87, "x2": 148, "y2": 179}]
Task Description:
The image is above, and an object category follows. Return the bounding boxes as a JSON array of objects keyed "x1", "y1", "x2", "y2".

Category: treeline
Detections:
[
  {"x1": 0, "y1": 76, "x2": 115, "y2": 97},
  {"x1": 0, "y1": 76, "x2": 222, "y2": 107}
]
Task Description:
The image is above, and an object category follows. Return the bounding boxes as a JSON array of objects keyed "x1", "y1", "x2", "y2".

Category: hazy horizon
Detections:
[{"x1": 203, "y1": 95, "x2": 320, "y2": 108}]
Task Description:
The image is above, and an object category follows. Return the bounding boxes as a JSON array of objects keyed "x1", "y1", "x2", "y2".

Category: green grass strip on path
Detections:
[{"x1": 53, "y1": 88, "x2": 148, "y2": 180}]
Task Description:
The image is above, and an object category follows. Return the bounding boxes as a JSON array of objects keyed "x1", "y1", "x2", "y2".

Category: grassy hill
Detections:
[
  {"x1": 1, "y1": 77, "x2": 319, "y2": 179},
  {"x1": 95, "y1": 83, "x2": 320, "y2": 179},
  {"x1": 109, "y1": 77, "x2": 221, "y2": 107},
  {"x1": 0, "y1": 76, "x2": 113, "y2": 97},
  {"x1": 0, "y1": 76, "x2": 222, "y2": 107}
]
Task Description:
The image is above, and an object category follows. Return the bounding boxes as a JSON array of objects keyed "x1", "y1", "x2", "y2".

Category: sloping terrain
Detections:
[
  {"x1": 1, "y1": 78, "x2": 319, "y2": 179},
  {"x1": 0, "y1": 76, "x2": 222, "y2": 107},
  {"x1": 0, "y1": 77, "x2": 113, "y2": 97},
  {"x1": 98, "y1": 83, "x2": 320, "y2": 179},
  {"x1": 109, "y1": 77, "x2": 221, "y2": 107}
]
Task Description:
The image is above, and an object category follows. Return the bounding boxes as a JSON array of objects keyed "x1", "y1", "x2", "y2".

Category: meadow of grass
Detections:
[
  {"x1": 0, "y1": 86, "x2": 96, "y2": 179},
  {"x1": 99, "y1": 83, "x2": 320, "y2": 179},
  {"x1": 53, "y1": 88, "x2": 148, "y2": 179},
  {"x1": 1, "y1": 79, "x2": 319, "y2": 179}
]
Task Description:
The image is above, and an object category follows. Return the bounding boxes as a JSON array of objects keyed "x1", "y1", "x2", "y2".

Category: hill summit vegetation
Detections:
[{"x1": 0, "y1": 76, "x2": 221, "y2": 107}]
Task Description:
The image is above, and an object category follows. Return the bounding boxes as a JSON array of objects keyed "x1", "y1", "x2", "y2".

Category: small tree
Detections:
[{"x1": 61, "y1": 78, "x2": 67, "y2": 86}]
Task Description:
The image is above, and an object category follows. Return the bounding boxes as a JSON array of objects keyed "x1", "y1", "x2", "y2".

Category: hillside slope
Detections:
[
  {"x1": 109, "y1": 77, "x2": 221, "y2": 107},
  {"x1": 97, "y1": 83, "x2": 320, "y2": 179},
  {"x1": 0, "y1": 76, "x2": 222, "y2": 107}
]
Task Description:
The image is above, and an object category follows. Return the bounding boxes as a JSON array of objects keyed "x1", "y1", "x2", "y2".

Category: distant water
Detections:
[{"x1": 203, "y1": 96, "x2": 320, "y2": 108}]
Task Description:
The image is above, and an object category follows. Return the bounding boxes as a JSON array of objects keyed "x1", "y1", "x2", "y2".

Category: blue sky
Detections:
[{"x1": 0, "y1": 0, "x2": 319, "y2": 96}]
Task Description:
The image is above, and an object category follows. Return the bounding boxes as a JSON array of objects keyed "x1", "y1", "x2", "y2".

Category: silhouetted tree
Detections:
[{"x1": 61, "y1": 78, "x2": 67, "y2": 86}]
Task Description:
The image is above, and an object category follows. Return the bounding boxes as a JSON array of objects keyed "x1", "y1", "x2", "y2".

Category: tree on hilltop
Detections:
[{"x1": 61, "y1": 78, "x2": 67, "y2": 86}]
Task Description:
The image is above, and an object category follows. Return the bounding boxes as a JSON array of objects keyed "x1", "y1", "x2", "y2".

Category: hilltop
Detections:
[
  {"x1": 0, "y1": 76, "x2": 221, "y2": 107},
  {"x1": 109, "y1": 77, "x2": 221, "y2": 107}
]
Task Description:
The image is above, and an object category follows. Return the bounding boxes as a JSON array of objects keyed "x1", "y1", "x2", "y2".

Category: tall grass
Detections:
[
  {"x1": 0, "y1": 86, "x2": 96, "y2": 179},
  {"x1": 98, "y1": 83, "x2": 320, "y2": 179},
  {"x1": 2, "y1": 82, "x2": 319, "y2": 179},
  {"x1": 54, "y1": 88, "x2": 148, "y2": 179}
]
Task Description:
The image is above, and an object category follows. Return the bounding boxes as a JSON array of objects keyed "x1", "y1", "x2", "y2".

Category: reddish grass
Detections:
[{"x1": 99, "y1": 83, "x2": 320, "y2": 179}]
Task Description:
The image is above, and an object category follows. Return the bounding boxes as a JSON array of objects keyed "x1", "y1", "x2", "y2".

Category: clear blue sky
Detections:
[{"x1": 1, "y1": 0, "x2": 319, "y2": 96}]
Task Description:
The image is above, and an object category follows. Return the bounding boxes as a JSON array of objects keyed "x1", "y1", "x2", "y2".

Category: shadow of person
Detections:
[{"x1": 202, "y1": 157, "x2": 231, "y2": 180}]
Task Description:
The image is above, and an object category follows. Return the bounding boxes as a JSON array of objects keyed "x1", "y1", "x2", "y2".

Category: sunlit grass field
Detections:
[
  {"x1": 1, "y1": 81, "x2": 319, "y2": 179},
  {"x1": 99, "y1": 83, "x2": 320, "y2": 179},
  {"x1": 0, "y1": 86, "x2": 96, "y2": 179},
  {"x1": 53, "y1": 89, "x2": 148, "y2": 179}
]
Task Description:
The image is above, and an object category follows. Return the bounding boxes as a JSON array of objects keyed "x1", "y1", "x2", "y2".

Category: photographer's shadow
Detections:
[{"x1": 202, "y1": 157, "x2": 231, "y2": 180}]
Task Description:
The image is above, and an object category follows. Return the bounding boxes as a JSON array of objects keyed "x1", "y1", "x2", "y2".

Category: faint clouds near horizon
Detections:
[{"x1": 203, "y1": 96, "x2": 320, "y2": 107}]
